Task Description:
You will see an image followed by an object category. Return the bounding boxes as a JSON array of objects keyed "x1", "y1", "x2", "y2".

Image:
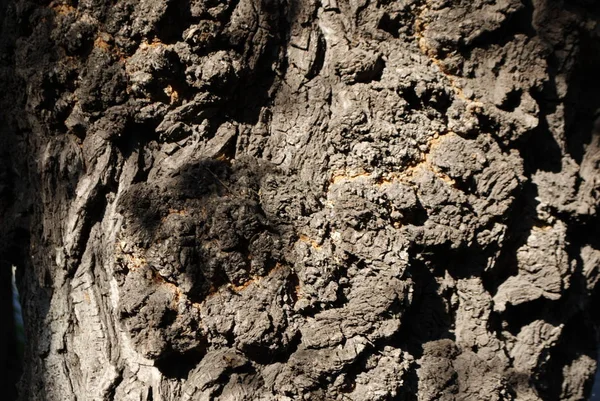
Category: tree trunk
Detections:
[{"x1": 1, "y1": 0, "x2": 600, "y2": 399}]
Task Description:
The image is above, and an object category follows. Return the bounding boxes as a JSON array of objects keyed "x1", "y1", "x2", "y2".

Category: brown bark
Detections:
[{"x1": 1, "y1": 0, "x2": 600, "y2": 400}]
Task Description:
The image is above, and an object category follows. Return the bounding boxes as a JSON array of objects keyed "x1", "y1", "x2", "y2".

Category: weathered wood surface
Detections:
[{"x1": 1, "y1": 0, "x2": 600, "y2": 399}]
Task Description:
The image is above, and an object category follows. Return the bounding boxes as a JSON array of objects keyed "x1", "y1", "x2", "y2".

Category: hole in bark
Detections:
[
  {"x1": 354, "y1": 56, "x2": 385, "y2": 83},
  {"x1": 286, "y1": 270, "x2": 300, "y2": 305},
  {"x1": 154, "y1": 0, "x2": 194, "y2": 44},
  {"x1": 378, "y1": 13, "x2": 401, "y2": 38},
  {"x1": 243, "y1": 330, "x2": 302, "y2": 365},
  {"x1": 154, "y1": 347, "x2": 207, "y2": 379},
  {"x1": 398, "y1": 84, "x2": 452, "y2": 116},
  {"x1": 498, "y1": 89, "x2": 522, "y2": 112},
  {"x1": 400, "y1": 87, "x2": 422, "y2": 110},
  {"x1": 516, "y1": 74, "x2": 561, "y2": 174},
  {"x1": 401, "y1": 199, "x2": 428, "y2": 226},
  {"x1": 427, "y1": 90, "x2": 452, "y2": 116},
  {"x1": 502, "y1": 297, "x2": 559, "y2": 336},
  {"x1": 474, "y1": 111, "x2": 503, "y2": 140},
  {"x1": 160, "y1": 308, "x2": 178, "y2": 327}
]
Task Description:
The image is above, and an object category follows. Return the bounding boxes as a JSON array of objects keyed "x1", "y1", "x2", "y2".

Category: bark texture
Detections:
[{"x1": 1, "y1": 0, "x2": 600, "y2": 400}]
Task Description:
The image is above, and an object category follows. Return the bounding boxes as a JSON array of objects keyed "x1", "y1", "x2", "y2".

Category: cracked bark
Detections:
[{"x1": 1, "y1": 0, "x2": 600, "y2": 400}]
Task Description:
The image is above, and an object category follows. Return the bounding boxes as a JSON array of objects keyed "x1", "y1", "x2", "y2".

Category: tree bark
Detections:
[{"x1": 1, "y1": 0, "x2": 600, "y2": 399}]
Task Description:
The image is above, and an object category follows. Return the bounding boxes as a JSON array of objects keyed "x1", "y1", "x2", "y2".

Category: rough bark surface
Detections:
[{"x1": 1, "y1": 0, "x2": 600, "y2": 400}]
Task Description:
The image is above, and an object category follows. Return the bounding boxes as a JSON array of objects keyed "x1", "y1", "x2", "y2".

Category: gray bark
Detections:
[{"x1": 1, "y1": 0, "x2": 600, "y2": 400}]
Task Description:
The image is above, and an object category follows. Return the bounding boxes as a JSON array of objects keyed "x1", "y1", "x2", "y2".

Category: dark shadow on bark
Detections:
[
  {"x1": 537, "y1": 311, "x2": 598, "y2": 401},
  {"x1": 0, "y1": 1, "x2": 40, "y2": 399},
  {"x1": 155, "y1": 347, "x2": 209, "y2": 380},
  {"x1": 563, "y1": 32, "x2": 600, "y2": 165},
  {"x1": 154, "y1": 0, "x2": 193, "y2": 44},
  {"x1": 466, "y1": 0, "x2": 536, "y2": 49},
  {"x1": 482, "y1": 181, "x2": 540, "y2": 296},
  {"x1": 221, "y1": 0, "x2": 292, "y2": 126},
  {"x1": 393, "y1": 176, "x2": 543, "y2": 398},
  {"x1": 116, "y1": 157, "x2": 290, "y2": 303},
  {"x1": 0, "y1": 263, "x2": 18, "y2": 401},
  {"x1": 516, "y1": 79, "x2": 563, "y2": 174},
  {"x1": 243, "y1": 330, "x2": 302, "y2": 365},
  {"x1": 393, "y1": 256, "x2": 453, "y2": 359},
  {"x1": 0, "y1": 112, "x2": 17, "y2": 399},
  {"x1": 0, "y1": 1, "x2": 80, "y2": 398},
  {"x1": 2, "y1": 0, "x2": 598, "y2": 399}
]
